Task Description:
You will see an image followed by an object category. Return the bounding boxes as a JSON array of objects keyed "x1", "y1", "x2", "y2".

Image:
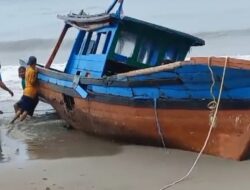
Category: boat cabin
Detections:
[{"x1": 57, "y1": 14, "x2": 205, "y2": 78}]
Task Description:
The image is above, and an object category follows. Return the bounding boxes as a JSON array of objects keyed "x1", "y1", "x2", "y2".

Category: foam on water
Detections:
[
  {"x1": 0, "y1": 63, "x2": 65, "y2": 102},
  {"x1": 0, "y1": 65, "x2": 21, "y2": 102}
]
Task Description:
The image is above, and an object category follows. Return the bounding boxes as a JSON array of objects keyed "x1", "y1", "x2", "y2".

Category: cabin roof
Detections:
[
  {"x1": 58, "y1": 12, "x2": 205, "y2": 46},
  {"x1": 115, "y1": 16, "x2": 205, "y2": 46}
]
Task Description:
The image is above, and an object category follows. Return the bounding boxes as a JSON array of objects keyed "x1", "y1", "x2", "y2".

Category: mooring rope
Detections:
[
  {"x1": 154, "y1": 98, "x2": 168, "y2": 153},
  {"x1": 207, "y1": 57, "x2": 216, "y2": 105},
  {"x1": 207, "y1": 57, "x2": 218, "y2": 127},
  {"x1": 158, "y1": 57, "x2": 228, "y2": 190}
]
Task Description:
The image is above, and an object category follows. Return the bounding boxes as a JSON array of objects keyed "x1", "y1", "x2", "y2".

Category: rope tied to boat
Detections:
[
  {"x1": 208, "y1": 57, "x2": 218, "y2": 128},
  {"x1": 154, "y1": 98, "x2": 168, "y2": 154},
  {"x1": 207, "y1": 57, "x2": 228, "y2": 128},
  {"x1": 158, "y1": 57, "x2": 228, "y2": 190}
]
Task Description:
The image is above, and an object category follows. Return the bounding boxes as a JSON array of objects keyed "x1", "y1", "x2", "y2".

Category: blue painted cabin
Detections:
[
  {"x1": 38, "y1": 8, "x2": 250, "y2": 102},
  {"x1": 64, "y1": 15, "x2": 205, "y2": 79}
]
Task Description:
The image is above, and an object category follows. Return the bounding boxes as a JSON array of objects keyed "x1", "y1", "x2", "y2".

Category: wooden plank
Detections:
[
  {"x1": 91, "y1": 86, "x2": 133, "y2": 97},
  {"x1": 57, "y1": 13, "x2": 111, "y2": 24},
  {"x1": 38, "y1": 66, "x2": 74, "y2": 81},
  {"x1": 190, "y1": 57, "x2": 250, "y2": 70},
  {"x1": 38, "y1": 67, "x2": 181, "y2": 88},
  {"x1": 80, "y1": 77, "x2": 182, "y2": 87},
  {"x1": 39, "y1": 81, "x2": 80, "y2": 98},
  {"x1": 116, "y1": 61, "x2": 184, "y2": 77}
]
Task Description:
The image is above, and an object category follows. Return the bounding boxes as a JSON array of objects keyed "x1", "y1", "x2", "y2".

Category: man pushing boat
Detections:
[{"x1": 10, "y1": 56, "x2": 38, "y2": 123}]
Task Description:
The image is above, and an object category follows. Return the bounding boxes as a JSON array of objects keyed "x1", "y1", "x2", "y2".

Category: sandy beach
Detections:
[
  {"x1": 0, "y1": 114, "x2": 249, "y2": 190},
  {"x1": 2, "y1": 150, "x2": 250, "y2": 190}
]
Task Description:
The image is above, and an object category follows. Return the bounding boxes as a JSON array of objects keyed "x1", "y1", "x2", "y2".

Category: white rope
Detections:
[
  {"x1": 154, "y1": 98, "x2": 168, "y2": 153},
  {"x1": 159, "y1": 57, "x2": 228, "y2": 190},
  {"x1": 207, "y1": 57, "x2": 218, "y2": 127},
  {"x1": 207, "y1": 57, "x2": 216, "y2": 106}
]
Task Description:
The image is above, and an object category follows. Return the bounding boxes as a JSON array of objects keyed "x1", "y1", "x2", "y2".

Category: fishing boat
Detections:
[{"x1": 37, "y1": 0, "x2": 250, "y2": 160}]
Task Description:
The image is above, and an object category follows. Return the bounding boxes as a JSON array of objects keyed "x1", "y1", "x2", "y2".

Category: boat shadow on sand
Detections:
[{"x1": 0, "y1": 112, "x2": 122, "y2": 162}]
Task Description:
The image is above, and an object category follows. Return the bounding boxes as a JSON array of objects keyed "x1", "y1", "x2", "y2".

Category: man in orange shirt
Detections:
[{"x1": 10, "y1": 56, "x2": 38, "y2": 123}]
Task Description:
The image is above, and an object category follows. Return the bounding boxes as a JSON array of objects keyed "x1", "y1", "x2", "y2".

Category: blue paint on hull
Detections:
[{"x1": 38, "y1": 64, "x2": 250, "y2": 101}]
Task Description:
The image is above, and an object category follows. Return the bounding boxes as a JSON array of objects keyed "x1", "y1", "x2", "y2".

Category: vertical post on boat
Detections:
[
  {"x1": 106, "y1": 0, "x2": 124, "y2": 15},
  {"x1": 45, "y1": 24, "x2": 70, "y2": 68},
  {"x1": 115, "y1": 0, "x2": 124, "y2": 17},
  {"x1": 106, "y1": 0, "x2": 119, "y2": 13}
]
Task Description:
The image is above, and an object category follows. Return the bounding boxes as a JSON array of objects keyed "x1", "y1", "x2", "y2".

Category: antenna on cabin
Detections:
[{"x1": 106, "y1": 0, "x2": 124, "y2": 16}]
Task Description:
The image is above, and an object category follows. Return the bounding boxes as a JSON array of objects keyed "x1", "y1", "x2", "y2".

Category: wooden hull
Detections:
[{"x1": 39, "y1": 82, "x2": 250, "y2": 160}]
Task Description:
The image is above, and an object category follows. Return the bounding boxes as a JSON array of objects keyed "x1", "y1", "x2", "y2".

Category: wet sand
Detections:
[{"x1": 0, "y1": 113, "x2": 250, "y2": 190}]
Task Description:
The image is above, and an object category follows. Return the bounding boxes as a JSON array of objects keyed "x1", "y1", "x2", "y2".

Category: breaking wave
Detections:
[{"x1": 0, "y1": 38, "x2": 73, "y2": 52}]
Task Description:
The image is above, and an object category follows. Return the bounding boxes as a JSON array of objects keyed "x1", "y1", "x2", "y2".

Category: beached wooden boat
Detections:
[{"x1": 37, "y1": 0, "x2": 250, "y2": 160}]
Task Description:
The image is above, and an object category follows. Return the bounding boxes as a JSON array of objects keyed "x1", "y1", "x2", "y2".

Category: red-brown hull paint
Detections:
[{"x1": 39, "y1": 83, "x2": 250, "y2": 160}]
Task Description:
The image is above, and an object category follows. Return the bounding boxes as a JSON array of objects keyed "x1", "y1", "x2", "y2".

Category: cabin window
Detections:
[
  {"x1": 86, "y1": 33, "x2": 98, "y2": 55},
  {"x1": 175, "y1": 46, "x2": 189, "y2": 61},
  {"x1": 96, "y1": 33, "x2": 106, "y2": 54},
  {"x1": 164, "y1": 47, "x2": 177, "y2": 63},
  {"x1": 78, "y1": 31, "x2": 112, "y2": 55},
  {"x1": 74, "y1": 31, "x2": 86, "y2": 55},
  {"x1": 77, "y1": 32, "x2": 88, "y2": 55},
  {"x1": 96, "y1": 31, "x2": 112, "y2": 54},
  {"x1": 137, "y1": 40, "x2": 159, "y2": 65},
  {"x1": 77, "y1": 32, "x2": 91, "y2": 55},
  {"x1": 114, "y1": 31, "x2": 136, "y2": 58}
]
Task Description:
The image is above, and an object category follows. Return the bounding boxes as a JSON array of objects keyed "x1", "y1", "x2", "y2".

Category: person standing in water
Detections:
[
  {"x1": 14, "y1": 65, "x2": 39, "y2": 115},
  {"x1": 0, "y1": 63, "x2": 14, "y2": 114},
  {"x1": 10, "y1": 56, "x2": 38, "y2": 122}
]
